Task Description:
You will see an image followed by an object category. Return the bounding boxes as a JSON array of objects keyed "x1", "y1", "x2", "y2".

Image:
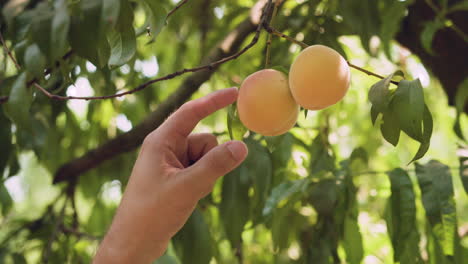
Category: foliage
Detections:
[{"x1": 0, "y1": 0, "x2": 467, "y2": 263}]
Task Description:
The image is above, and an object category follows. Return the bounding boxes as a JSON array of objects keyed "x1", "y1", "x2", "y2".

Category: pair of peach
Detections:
[{"x1": 237, "y1": 45, "x2": 350, "y2": 136}]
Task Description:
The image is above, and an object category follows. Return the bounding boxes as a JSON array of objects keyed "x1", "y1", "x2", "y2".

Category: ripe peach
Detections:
[
  {"x1": 289, "y1": 45, "x2": 350, "y2": 110},
  {"x1": 237, "y1": 69, "x2": 299, "y2": 136}
]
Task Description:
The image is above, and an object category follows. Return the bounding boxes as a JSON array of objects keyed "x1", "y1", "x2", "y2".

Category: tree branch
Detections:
[
  {"x1": 166, "y1": 0, "x2": 189, "y2": 21},
  {"x1": 53, "y1": 0, "x2": 274, "y2": 184}
]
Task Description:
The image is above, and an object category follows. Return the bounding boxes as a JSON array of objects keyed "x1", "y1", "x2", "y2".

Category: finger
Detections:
[
  {"x1": 187, "y1": 133, "x2": 218, "y2": 163},
  {"x1": 160, "y1": 87, "x2": 238, "y2": 138},
  {"x1": 177, "y1": 141, "x2": 248, "y2": 199}
]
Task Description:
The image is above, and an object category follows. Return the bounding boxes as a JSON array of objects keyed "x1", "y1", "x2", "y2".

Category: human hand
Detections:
[{"x1": 93, "y1": 87, "x2": 248, "y2": 263}]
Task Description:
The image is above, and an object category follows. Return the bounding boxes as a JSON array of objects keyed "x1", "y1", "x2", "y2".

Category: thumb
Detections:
[{"x1": 179, "y1": 141, "x2": 248, "y2": 196}]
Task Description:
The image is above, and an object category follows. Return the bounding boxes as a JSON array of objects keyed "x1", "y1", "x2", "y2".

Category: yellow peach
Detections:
[
  {"x1": 289, "y1": 45, "x2": 350, "y2": 110},
  {"x1": 237, "y1": 69, "x2": 299, "y2": 136}
]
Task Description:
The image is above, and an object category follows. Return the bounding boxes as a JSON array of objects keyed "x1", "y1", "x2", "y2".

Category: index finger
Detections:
[{"x1": 160, "y1": 87, "x2": 238, "y2": 138}]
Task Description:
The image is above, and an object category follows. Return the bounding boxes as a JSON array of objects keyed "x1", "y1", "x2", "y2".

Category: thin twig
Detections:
[
  {"x1": 264, "y1": 25, "x2": 400, "y2": 85},
  {"x1": 0, "y1": 32, "x2": 20, "y2": 70},
  {"x1": 166, "y1": 0, "x2": 189, "y2": 20},
  {"x1": 31, "y1": 1, "x2": 274, "y2": 101},
  {"x1": 264, "y1": 0, "x2": 281, "y2": 68}
]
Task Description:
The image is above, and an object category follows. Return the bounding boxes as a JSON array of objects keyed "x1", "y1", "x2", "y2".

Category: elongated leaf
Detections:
[
  {"x1": 380, "y1": 1, "x2": 411, "y2": 58},
  {"x1": 227, "y1": 103, "x2": 247, "y2": 140},
  {"x1": 173, "y1": 209, "x2": 213, "y2": 264},
  {"x1": 416, "y1": 160, "x2": 457, "y2": 256},
  {"x1": 263, "y1": 179, "x2": 308, "y2": 217},
  {"x1": 51, "y1": 0, "x2": 70, "y2": 61},
  {"x1": 102, "y1": 0, "x2": 121, "y2": 30},
  {"x1": 24, "y1": 44, "x2": 46, "y2": 79},
  {"x1": 386, "y1": 168, "x2": 423, "y2": 263},
  {"x1": 392, "y1": 79, "x2": 425, "y2": 141},
  {"x1": 70, "y1": 0, "x2": 110, "y2": 68},
  {"x1": 107, "y1": 0, "x2": 135, "y2": 68},
  {"x1": 30, "y1": 3, "x2": 53, "y2": 60},
  {"x1": 343, "y1": 217, "x2": 363, "y2": 264},
  {"x1": 0, "y1": 104, "x2": 13, "y2": 175},
  {"x1": 381, "y1": 107, "x2": 401, "y2": 146},
  {"x1": 460, "y1": 154, "x2": 468, "y2": 195},
  {"x1": 139, "y1": 0, "x2": 168, "y2": 41},
  {"x1": 454, "y1": 78, "x2": 468, "y2": 140},
  {"x1": 3, "y1": 73, "x2": 32, "y2": 131},
  {"x1": 309, "y1": 179, "x2": 338, "y2": 216},
  {"x1": 0, "y1": 181, "x2": 13, "y2": 216},
  {"x1": 421, "y1": 20, "x2": 445, "y2": 55},
  {"x1": 410, "y1": 104, "x2": 433, "y2": 163},
  {"x1": 244, "y1": 139, "x2": 272, "y2": 223},
  {"x1": 368, "y1": 72, "x2": 396, "y2": 113},
  {"x1": 219, "y1": 163, "x2": 250, "y2": 247},
  {"x1": 339, "y1": 0, "x2": 380, "y2": 53},
  {"x1": 309, "y1": 134, "x2": 335, "y2": 175}
]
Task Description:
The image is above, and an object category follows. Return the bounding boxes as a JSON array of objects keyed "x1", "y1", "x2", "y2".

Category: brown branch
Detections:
[
  {"x1": 166, "y1": 0, "x2": 189, "y2": 20},
  {"x1": 0, "y1": 32, "x2": 20, "y2": 70},
  {"x1": 53, "y1": 0, "x2": 274, "y2": 184},
  {"x1": 264, "y1": 25, "x2": 400, "y2": 85}
]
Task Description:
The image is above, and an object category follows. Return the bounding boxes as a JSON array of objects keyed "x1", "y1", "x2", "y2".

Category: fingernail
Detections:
[{"x1": 226, "y1": 141, "x2": 248, "y2": 161}]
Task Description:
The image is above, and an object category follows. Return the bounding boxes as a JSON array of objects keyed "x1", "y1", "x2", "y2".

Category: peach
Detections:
[
  {"x1": 237, "y1": 69, "x2": 299, "y2": 136},
  {"x1": 289, "y1": 45, "x2": 350, "y2": 110}
]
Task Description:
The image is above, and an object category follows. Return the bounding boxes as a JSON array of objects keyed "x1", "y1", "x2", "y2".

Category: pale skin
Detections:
[{"x1": 93, "y1": 87, "x2": 248, "y2": 263}]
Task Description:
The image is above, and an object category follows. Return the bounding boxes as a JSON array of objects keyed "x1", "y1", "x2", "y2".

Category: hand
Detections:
[{"x1": 93, "y1": 87, "x2": 248, "y2": 263}]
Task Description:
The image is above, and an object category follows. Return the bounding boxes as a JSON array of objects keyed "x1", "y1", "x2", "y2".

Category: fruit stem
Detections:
[
  {"x1": 264, "y1": 25, "x2": 400, "y2": 85},
  {"x1": 264, "y1": 1, "x2": 281, "y2": 68}
]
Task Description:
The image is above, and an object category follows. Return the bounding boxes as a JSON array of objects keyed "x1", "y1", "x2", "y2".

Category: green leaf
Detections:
[
  {"x1": 380, "y1": 107, "x2": 401, "y2": 146},
  {"x1": 107, "y1": 0, "x2": 136, "y2": 68},
  {"x1": 454, "y1": 78, "x2": 468, "y2": 140},
  {"x1": 30, "y1": 3, "x2": 53, "y2": 61},
  {"x1": 3, "y1": 73, "x2": 32, "y2": 131},
  {"x1": 0, "y1": 110, "x2": 12, "y2": 174},
  {"x1": 219, "y1": 163, "x2": 250, "y2": 247},
  {"x1": 421, "y1": 20, "x2": 445, "y2": 55},
  {"x1": 340, "y1": 0, "x2": 380, "y2": 53},
  {"x1": 70, "y1": 0, "x2": 110, "y2": 68},
  {"x1": 243, "y1": 139, "x2": 272, "y2": 223},
  {"x1": 309, "y1": 179, "x2": 338, "y2": 216},
  {"x1": 386, "y1": 168, "x2": 423, "y2": 263},
  {"x1": 416, "y1": 160, "x2": 457, "y2": 256},
  {"x1": 380, "y1": 1, "x2": 411, "y2": 58},
  {"x1": 370, "y1": 105, "x2": 379, "y2": 125},
  {"x1": 368, "y1": 72, "x2": 396, "y2": 113},
  {"x1": 309, "y1": 134, "x2": 335, "y2": 175},
  {"x1": 410, "y1": 105, "x2": 433, "y2": 163},
  {"x1": 227, "y1": 103, "x2": 247, "y2": 140},
  {"x1": 24, "y1": 44, "x2": 46, "y2": 79},
  {"x1": 139, "y1": 0, "x2": 168, "y2": 41},
  {"x1": 0, "y1": 181, "x2": 13, "y2": 216},
  {"x1": 263, "y1": 179, "x2": 308, "y2": 217},
  {"x1": 392, "y1": 79, "x2": 425, "y2": 141},
  {"x1": 51, "y1": 0, "x2": 70, "y2": 61},
  {"x1": 102, "y1": 0, "x2": 121, "y2": 30},
  {"x1": 343, "y1": 217, "x2": 364, "y2": 264},
  {"x1": 460, "y1": 155, "x2": 468, "y2": 195},
  {"x1": 173, "y1": 209, "x2": 213, "y2": 264}
]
